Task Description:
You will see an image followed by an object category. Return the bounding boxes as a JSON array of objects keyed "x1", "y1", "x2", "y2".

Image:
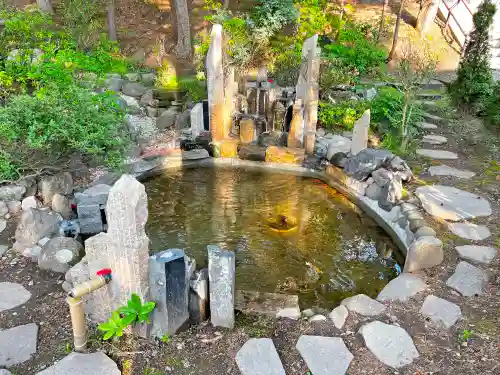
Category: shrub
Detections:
[
  {"x1": 450, "y1": 0, "x2": 496, "y2": 112},
  {"x1": 483, "y1": 81, "x2": 500, "y2": 125},
  {"x1": 318, "y1": 100, "x2": 370, "y2": 130},
  {"x1": 0, "y1": 85, "x2": 128, "y2": 180},
  {"x1": 58, "y1": 0, "x2": 105, "y2": 48}
]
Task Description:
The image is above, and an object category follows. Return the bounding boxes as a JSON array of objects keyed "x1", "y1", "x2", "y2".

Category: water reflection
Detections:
[{"x1": 145, "y1": 167, "x2": 400, "y2": 308}]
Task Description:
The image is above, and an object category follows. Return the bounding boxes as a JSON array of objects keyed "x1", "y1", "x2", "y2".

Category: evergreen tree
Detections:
[{"x1": 451, "y1": 0, "x2": 496, "y2": 111}]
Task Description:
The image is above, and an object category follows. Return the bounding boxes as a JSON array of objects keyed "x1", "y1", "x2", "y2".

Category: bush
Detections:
[
  {"x1": 318, "y1": 100, "x2": 369, "y2": 130},
  {"x1": 0, "y1": 86, "x2": 128, "y2": 180},
  {"x1": 450, "y1": 0, "x2": 496, "y2": 112},
  {"x1": 484, "y1": 81, "x2": 500, "y2": 125}
]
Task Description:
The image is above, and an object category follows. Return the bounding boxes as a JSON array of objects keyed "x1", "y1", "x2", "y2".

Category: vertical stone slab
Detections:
[
  {"x1": 189, "y1": 268, "x2": 209, "y2": 324},
  {"x1": 303, "y1": 46, "x2": 320, "y2": 154},
  {"x1": 224, "y1": 66, "x2": 237, "y2": 136},
  {"x1": 351, "y1": 109, "x2": 371, "y2": 155},
  {"x1": 149, "y1": 249, "x2": 189, "y2": 337},
  {"x1": 266, "y1": 86, "x2": 277, "y2": 130},
  {"x1": 190, "y1": 103, "x2": 204, "y2": 138},
  {"x1": 287, "y1": 101, "x2": 304, "y2": 148},
  {"x1": 206, "y1": 24, "x2": 226, "y2": 142},
  {"x1": 72, "y1": 175, "x2": 150, "y2": 331},
  {"x1": 296, "y1": 35, "x2": 318, "y2": 101},
  {"x1": 208, "y1": 245, "x2": 235, "y2": 329}
]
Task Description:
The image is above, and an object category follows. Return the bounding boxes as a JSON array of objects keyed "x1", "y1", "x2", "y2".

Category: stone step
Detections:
[
  {"x1": 422, "y1": 134, "x2": 447, "y2": 145},
  {"x1": 455, "y1": 245, "x2": 497, "y2": 264},
  {"x1": 416, "y1": 121, "x2": 438, "y2": 130},
  {"x1": 416, "y1": 149, "x2": 458, "y2": 159},
  {"x1": 419, "y1": 295, "x2": 461, "y2": 329},
  {"x1": 422, "y1": 112, "x2": 444, "y2": 123},
  {"x1": 415, "y1": 185, "x2": 492, "y2": 221},
  {"x1": 36, "y1": 352, "x2": 120, "y2": 375},
  {"x1": 0, "y1": 282, "x2": 32, "y2": 312},
  {"x1": 428, "y1": 165, "x2": 475, "y2": 179},
  {"x1": 448, "y1": 222, "x2": 491, "y2": 241},
  {"x1": 0, "y1": 323, "x2": 38, "y2": 367},
  {"x1": 416, "y1": 92, "x2": 443, "y2": 100},
  {"x1": 236, "y1": 338, "x2": 286, "y2": 375},
  {"x1": 446, "y1": 261, "x2": 489, "y2": 296}
]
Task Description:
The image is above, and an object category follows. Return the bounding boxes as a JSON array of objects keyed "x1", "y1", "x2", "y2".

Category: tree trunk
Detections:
[
  {"x1": 107, "y1": 0, "x2": 117, "y2": 42},
  {"x1": 388, "y1": 0, "x2": 406, "y2": 61},
  {"x1": 377, "y1": 0, "x2": 389, "y2": 43},
  {"x1": 173, "y1": 0, "x2": 192, "y2": 59},
  {"x1": 36, "y1": 0, "x2": 54, "y2": 14}
]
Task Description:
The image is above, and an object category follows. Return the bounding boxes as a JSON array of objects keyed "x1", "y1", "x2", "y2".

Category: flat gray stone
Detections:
[
  {"x1": 296, "y1": 335, "x2": 353, "y2": 375},
  {"x1": 276, "y1": 307, "x2": 301, "y2": 320},
  {"x1": 422, "y1": 112, "x2": 443, "y2": 122},
  {"x1": 0, "y1": 369, "x2": 13, "y2": 375},
  {"x1": 428, "y1": 165, "x2": 475, "y2": 179},
  {"x1": 416, "y1": 185, "x2": 492, "y2": 221},
  {"x1": 341, "y1": 294, "x2": 386, "y2": 316},
  {"x1": 0, "y1": 219, "x2": 5, "y2": 234},
  {"x1": 359, "y1": 321, "x2": 419, "y2": 368},
  {"x1": 414, "y1": 226, "x2": 437, "y2": 238},
  {"x1": 446, "y1": 261, "x2": 489, "y2": 296},
  {"x1": 36, "y1": 352, "x2": 120, "y2": 375},
  {"x1": 377, "y1": 274, "x2": 427, "y2": 302},
  {"x1": 416, "y1": 121, "x2": 438, "y2": 130},
  {"x1": 236, "y1": 338, "x2": 285, "y2": 375},
  {"x1": 329, "y1": 305, "x2": 349, "y2": 329},
  {"x1": 403, "y1": 236, "x2": 443, "y2": 272},
  {"x1": 420, "y1": 295, "x2": 461, "y2": 329},
  {"x1": 416, "y1": 149, "x2": 458, "y2": 159},
  {"x1": 0, "y1": 245, "x2": 8, "y2": 258},
  {"x1": 0, "y1": 323, "x2": 38, "y2": 366},
  {"x1": 455, "y1": 245, "x2": 497, "y2": 264},
  {"x1": 309, "y1": 314, "x2": 327, "y2": 322},
  {"x1": 422, "y1": 134, "x2": 447, "y2": 145},
  {"x1": 448, "y1": 222, "x2": 491, "y2": 241},
  {"x1": 0, "y1": 282, "x2": 31, "y2": 312}
]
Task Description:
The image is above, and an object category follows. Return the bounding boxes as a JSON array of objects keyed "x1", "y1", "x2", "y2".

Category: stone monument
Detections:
[
  {"x1": 351, "y1": 109, "x2": 371, "y2": 155},
  {"x1": 208, "y1": 245, "x2": 235, "y2": 329}
]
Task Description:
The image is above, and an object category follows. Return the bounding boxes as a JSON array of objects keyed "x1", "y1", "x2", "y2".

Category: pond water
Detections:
[{"x1": 145, "y1": 167, "x2": 402, "y2": 309}]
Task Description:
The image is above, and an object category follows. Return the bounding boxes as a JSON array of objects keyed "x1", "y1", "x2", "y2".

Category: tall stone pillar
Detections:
[
  {"x1": 224, "y1": 66, "x2": 236, "y2": 137},
  {"x1": 208, "y1": 245, "x2": 235, "y2": 329},
  {"x1": 303, "y1": 46, "x2": 321, "y2": 154},
  {"x1": 287, "y1": 100, "x2": 304, "y2": 148},
  {"x1": 206, "y1": 24, "x2": 226, "y2": 142}
]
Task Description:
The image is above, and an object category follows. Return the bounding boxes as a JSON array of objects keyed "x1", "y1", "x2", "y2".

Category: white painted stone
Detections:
[
  {"x1": 403, "y1": 236, "x2": 443, "y2": 272},
  {"x1": 448, "y1": 222, "x2": 491, "y2": 241},
  {"x1": 296, "y1": 335, "x2": 353, "y2": 375},
  {"x1": 341, "y1": 294, "x2": 385, "y2": 316},
  {"x1": 358, "y1": 321, "x2": 419, "y2": 368},
  {"x1": 36, "y1": 352, "x2": 120, "y2": 375},
  {"x1": 377, "y1": 274, "x2": 427, "y2": 302},
  {"x1": 416, "y1": 149, "x2": 458, "y2": 159},
  {"x1": 0, "y1": 282, "x2": 32, "y2": 312},
  {"x1": 428, "y1": 165, "x2": 475, "y2": 179},
  {"x1": 236, "y1": 338, "x2": 285, "y2": 375},
  {"x1": 420, "y1": 295, "x2": 461, "y2": 329},
  {"x1": 350, "y1": 109, "x2": 371, "y2": 155},
  {"x1": 446, "y1": 261, "x2": 489, "y2": 296},
  {"x1": 416, "y1": 185, "x2": 491, "y2": 221},
  {"x1": 416, "y1": 121, "x2": 438, "y2": 129},
  {"x1": 0, "y1": 323, "x2": 38, "y2": 366},
  {"x1": 329, "y1": 305, "x2": 349, "y2": 329},
  {"x1": 455, "y1": 245, "x2": 497, "y2": 264},
  {"x1": 422, "y1": 134, "x2": 447, "y2": 144}
]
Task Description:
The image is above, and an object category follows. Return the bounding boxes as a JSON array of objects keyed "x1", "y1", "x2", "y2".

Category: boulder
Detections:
[
  {"x1": 156, "y1": 108, "x2": 179, "y2": 131},
  {"x1": 125, "y1": 114, "x2": 158, "y2": 143},
  {"x1": 120, "y1": 94, "x2": 141, "y2": 114},
  {"x1": 326, "y1": 135, "x2": 352, "y2": 160},
  {"x1": 0, "y1": 184, "x2": 26, "y2": 201},
  {"x1": 6, "y1": 201, "x2": 22, "y2": 215},
  {"x1": 124, "y1": 73, "x2": 140, "y2": 82},
  {"x1": 238, "y1": 145, "x2": 267, "y2": 162},
  {"x1": 38, "y1": 237, "x2": 83, "y2": 273},
  {"x1": 388, "y1": 156, "x2": 413, "y2": 181},
  {"x1": 365, "y1": 183, "x2": 383, "y2": 200},
  {"x1": 39, "y1": 172, "x2": 73, "y2": 205},
  {"x1": 21, "y1": 196, "x2": 42, "y2": 211},
  {"x1": 330, "y1": 152, "x2": 348, "y2": 168},
  {"x1": 139, "y1": 89, "x2": 154, "y2": 107},
  {"x1": 371, "y1": 168, "x2": 394, "y2": 188},
  {"x1": 404, "y1": 236, "x2": 443, "y2": 272},
  {"x1": 121, "y1": 82, "x2": 148, "y2": 98},
  {"x1": 105, "y1": 77, "x2": 125, "y2": 91},
  {"x1": 51, "y1": 194, "x2": 72, "y2": 219},
  {"x1": 258, "y1": 131, "x2": 286, "y2": 147},
  {"x1": 0, "y1": 201, "x2": 7, "y2": 217},
  {"x1": 344, "y1": 148, "x2": 394, "y2": 180},
  {"x1": 329, "y1": 305, "x2": 349, "y2": 329},
  {"x1": 19, "y1": 176, "x2": 37, "y2": 196},
  {"x1": 14, "y1": 208, "x2": 61, "y2": 249},
  {"x1": 175, "y1": 109, "x2": 191, "y2": 130},
  {"x1": 378, "y1": 176, "x2": 402, "y2": 211},
  {"x1": 141, "y1": 72, "x2": 156, "y2": 86},
  {"x1": 76, "y1": 184, "x2": 112, "y2": 206}
]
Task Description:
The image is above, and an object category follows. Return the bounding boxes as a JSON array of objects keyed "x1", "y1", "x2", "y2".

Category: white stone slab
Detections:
[
  {"x1": 377, "y1": 274, "x2": 427, "y2": 302},
  {"x1": 236, "y1": 338, "x2": 285, "y2": 375},
  {"x1": 36, "y1": 352, "x2": 120, "y2": 375},
  {"x1": 296, "y1": 335, "x2": 353, "y2": 375},
  {"x1": 0, "y1": 282, "x2": 31, "y2": 312},
  {"x1": 446, "y1": 261, "x2": 489, "y2": 296},
  {"x1": 455, "y1": 245, "x2": 497, "y2": 264},
  {"x1": 422, "y1": 134, "x2": 447, "y2": 144},
  {"x1": 448, "y1": 222, "x2": 491, "y2": 240},
  {"x1": 0, "y1": 324, "x2": 38, "y2": 366},
  {"x1": 420, "y1": 295, "x2": 461, "y2": 329},
  {"x1": 416, "y1": 149, "x2": 458, "y2": 159},
  {"x1": 428, "y1": 165, "x2": 475, "y2": 179}
]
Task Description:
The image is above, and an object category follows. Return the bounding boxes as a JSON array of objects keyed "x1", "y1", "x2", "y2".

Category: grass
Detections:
[{"x1": 235, "y1": 313, "x2": 275, "y2": 338}]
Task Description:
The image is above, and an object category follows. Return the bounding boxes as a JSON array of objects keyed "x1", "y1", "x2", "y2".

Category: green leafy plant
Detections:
[
  {"x1": 160, "y1": 334, "x2": 171, "y2": 343},
  {"x1": 484, "y1": 81, "x2": 500, "y2": 126},
  {"x1": 98, "y1": 293, "x2": 156, "y2": 340},
  {"x1": 318, "y1": 100, "x2": 369, "y2": 130},
  {"x1": 450, "y1": 0, "x2": 496, "y2": 112},
  {"x1": 459, "y1": 329, "x2": 473, "y2": 342},
  {"x1": 58, "y1": 0, "x2": 105, "y2": 48}
]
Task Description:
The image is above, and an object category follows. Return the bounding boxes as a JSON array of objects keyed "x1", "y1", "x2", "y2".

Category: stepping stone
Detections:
[
  {"x1": 416, "y1": 121, "x2": 438, "y2": 130},
  {"x1": 446, "y1": 261, "x2": 489, "y2": 296},
  {"x1": 0, "y1": 245, "x2": 8, "y2": 258},
  {"x1": 296, "y1": 335, "x2": 353, "y2": 375},
  {"x1": 428, "y1": 165, "x2": 475, "y2": 179},
  {"x1": 422, "y1": 134, "x2": 447, "y2": 145},
  {"x1": 416, "y1": 149, "x2": 458, "y2": 159},
  {"x1": 0, "y1": 282, "x2": 31, "y2": 312},
  {"x1": 455, "y1": 245, "x2": 497, "y2": 264},
  {"x1": 358, "y1": 321, "x2": 419, "y2": 368},
  {"x1": 341, "y1": 294, "x2": 386, "y2": 316},
  {"x1": 0, "y1": 370, "x2": 12, "y2": 375},
  {"x1": 0, "y1": 219, "x2": 6, "y2": 234},
  {"x1": 422, "y1": 112, "x2": 444, "y2": 122},
  {"x1": 329, "y1": 305, "x2": 349, "y2": 329},
  {"x1": 419, "y1": 295, "x2": 461, "y2": 329},
  {"x1": 448, "y1": 222, "x2": 491, "y2": 240},
  {"x1": 416, "y1": 185, "x2": 492, "y2": 221},
  {"x1": 377, "y1": 274, "x2": 427, "y2": 302},
  {"x1": 0, "y1": 323, "x2": 38, "y2": 366},
  {"x1": 404, "y1": 236, "x2": 443, "y2": 272},
  {"x1": 236, "y1": 338, "x2": 285, "y2": 375},
  {"x1": 36, "y1": 352, "x2": 120, "y2": 375}
]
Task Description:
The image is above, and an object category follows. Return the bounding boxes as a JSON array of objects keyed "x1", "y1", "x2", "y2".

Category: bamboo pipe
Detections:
[{"x1": 66, "y1": 270, "x2": 112, "y2": 352}]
